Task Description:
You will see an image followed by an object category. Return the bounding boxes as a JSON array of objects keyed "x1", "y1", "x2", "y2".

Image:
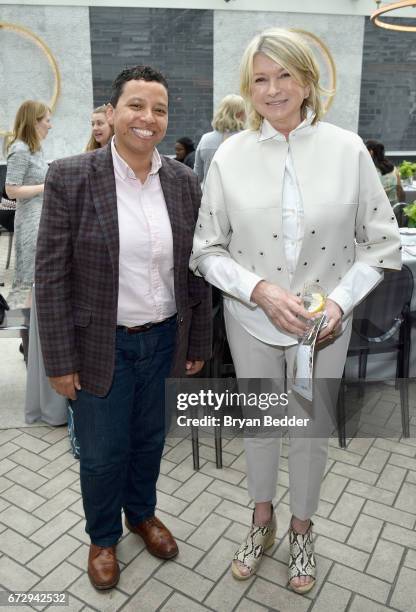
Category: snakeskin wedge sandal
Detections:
[
  {"x1": 231, "y1": 510, "x2": 277, "y2": 580},
  {"x1": 288, "y1": 520, "x2": 316, "y2": 594}
]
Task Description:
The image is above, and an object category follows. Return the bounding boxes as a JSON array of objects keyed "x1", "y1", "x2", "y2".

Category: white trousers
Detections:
[{"x1": 224, "y1": 307, "x2": 352, "y2": 520}]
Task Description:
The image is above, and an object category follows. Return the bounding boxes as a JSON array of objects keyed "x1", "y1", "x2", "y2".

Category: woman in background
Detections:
[
  {"x1": 366, "y1": 139, "x2": 404, "y2": 205},
  {"x1": 5, "y1": 102, "x2": 51, "y2": 297},
  {"x1": 85, "y1": 104, "x2": 113, "y2": 151},
  {"x1": 174, "y1": 136, "x2": 196, "y2": 169},
  {"x1": 5, "y1": 100, "x2": 52, "y2": 361},
  {"x1": 194, "y1": 94, "x2": 246, "y2": 187}
]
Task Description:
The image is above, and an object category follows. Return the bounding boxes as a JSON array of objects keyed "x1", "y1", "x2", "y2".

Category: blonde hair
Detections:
[
  {"x1": 211, "y1": 94, "x2": 246, "y2": 133},
  {"x1": 6, "y1": 100, "x2": 50, "y2": 153},
  {"x1": 240, "y1": 28, "x2": 328, "y2": 131},
  {"x1": 85, "y1": 104, "x2": 113, "y2": 151}
]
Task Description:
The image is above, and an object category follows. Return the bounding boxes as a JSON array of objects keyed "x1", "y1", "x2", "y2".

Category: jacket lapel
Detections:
[{"x1": 89, "y1": 145, "x2": 119, "y2": 279}]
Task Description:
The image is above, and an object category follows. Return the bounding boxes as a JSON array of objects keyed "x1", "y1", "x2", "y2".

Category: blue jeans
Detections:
[{"x1": 71, "y1": 316, "x2": 176, "y2": 546}]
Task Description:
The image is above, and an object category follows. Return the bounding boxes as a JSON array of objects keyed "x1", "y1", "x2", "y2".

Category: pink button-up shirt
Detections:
[{"x1": 111, "y1": 137, "x2": 176, "y2": 327}]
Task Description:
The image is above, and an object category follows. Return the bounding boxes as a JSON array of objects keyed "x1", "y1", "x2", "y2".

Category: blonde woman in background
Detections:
[
  {"x1": 85, "y1": 104, "x2": 113, "y2": 151},
  {"x1": 194, "y1": 94, "x2": 246, "y2": 187},
  {"x1": 190, "y1": 28, "x2": 401, "y2": 593},
  {"x1": 5, "y1": 100, "x2": 52, "y2": 361},
  {"x1": 5, "y1": 101, "x2": 51, "y2": 301}
]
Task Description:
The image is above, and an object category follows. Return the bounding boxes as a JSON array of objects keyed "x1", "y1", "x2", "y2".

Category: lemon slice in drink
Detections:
[{"x1": 306, "y1": 292, "x2": 325, "y2": 314}]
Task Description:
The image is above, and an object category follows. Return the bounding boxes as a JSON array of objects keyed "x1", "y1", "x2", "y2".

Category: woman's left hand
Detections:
[{"x1": 317, "y1": 299, "x2": 343, "y2": 343}]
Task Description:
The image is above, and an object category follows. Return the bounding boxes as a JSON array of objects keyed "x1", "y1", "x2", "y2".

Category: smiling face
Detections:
[
  {"x1": 107, "y1": 78, "x2": 168, "y2": 161},
  {"x1": 251, "y1": 52, "x2": 309, "y2": 134},
  {"x1": 91, "y1": 112, "x2": 112, "y2": 146},
  {"x1": 36, "y1": 110, "x2": 52, "y2": 140}
]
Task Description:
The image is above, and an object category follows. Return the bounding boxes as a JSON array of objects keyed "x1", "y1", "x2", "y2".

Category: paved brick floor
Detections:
[
  {"x1": 0, "y1": 419, "x2": 416, "y2": 612},
  {"x1": 1, "y1": 235, "x2": 416, "y2": 611}
]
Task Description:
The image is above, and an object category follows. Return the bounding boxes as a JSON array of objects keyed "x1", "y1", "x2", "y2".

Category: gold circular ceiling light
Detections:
[{"x1": 371, "y1": 1, "x2": 416, "y2": 32}]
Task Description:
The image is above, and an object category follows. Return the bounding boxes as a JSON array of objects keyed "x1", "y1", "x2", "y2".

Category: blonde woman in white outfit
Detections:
[{"x1": 190, "y1": 28, "x2": 401, "y2": 594}]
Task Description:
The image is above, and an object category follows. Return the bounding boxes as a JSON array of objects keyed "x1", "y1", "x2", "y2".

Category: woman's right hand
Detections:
[{"x1": 251, "y1": 280, "x2": 312, "y2": 336}]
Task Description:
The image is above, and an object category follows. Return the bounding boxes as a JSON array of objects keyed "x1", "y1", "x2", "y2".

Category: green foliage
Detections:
[
  {"x1": 399, "y1": 160, "x2": 416, "y2": 180},
  {"x1": 404, "y1": 201, "x2": 416, "y2": 228}
]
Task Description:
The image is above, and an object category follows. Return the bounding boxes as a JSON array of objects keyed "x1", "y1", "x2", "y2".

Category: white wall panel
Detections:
[{"x1": 0, "y1": 5, "x2": 93, "y2": 162}]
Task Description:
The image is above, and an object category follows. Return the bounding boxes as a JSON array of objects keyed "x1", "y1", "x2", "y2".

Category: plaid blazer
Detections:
[{"x1": 35, "y1": 145, "x2": 212, "y2": 397}]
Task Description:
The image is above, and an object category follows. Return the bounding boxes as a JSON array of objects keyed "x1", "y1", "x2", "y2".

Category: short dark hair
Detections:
[
  {"x1": 365, "y1": 139, "x2": 394, "y2": 176},
  {"x1": 109, "y1": 65, "x2": 168, "y2": 107},
  {"x1": 176, "y1": 136, "x2": 195, "y2": 154}
]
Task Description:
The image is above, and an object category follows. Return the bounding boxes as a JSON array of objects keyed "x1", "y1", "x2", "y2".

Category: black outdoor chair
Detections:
[
  {"x1": 392, "y1": 202, "x2": 408, "y2": 228},
  {"x1": 338, "y1": 265, "x2": 414, "y2": 447}
]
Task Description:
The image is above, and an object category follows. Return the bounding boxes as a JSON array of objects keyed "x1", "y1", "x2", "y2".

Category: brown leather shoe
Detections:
[
  {"x1": 126, "y1": 516, "x2": 178, "y2": 559},
  {"x1": 88, "y1": 544, "x2": 120, "y2": 590}
]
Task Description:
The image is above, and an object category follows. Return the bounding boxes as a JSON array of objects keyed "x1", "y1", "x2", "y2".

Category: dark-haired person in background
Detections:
[
  {"x1": 174, "y1": 136, "x2": 196, "y2": 169},
  {"x1": 366, "y1": 139, "x2": 405, "y2": 205},
  {"x1": 35, "y1": 65, "x2": 211, "y2": 590}
]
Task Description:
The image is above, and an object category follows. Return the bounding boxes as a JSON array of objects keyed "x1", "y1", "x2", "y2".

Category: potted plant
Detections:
[
  {"x1": 399, "y1": 160, "x2": 416, "y2": 186},
  {"x1": 403, "y1": 201, "x2": 416, "y2": 227}
]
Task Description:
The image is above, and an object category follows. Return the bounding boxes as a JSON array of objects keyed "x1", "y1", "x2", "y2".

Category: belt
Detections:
[{"x1": 117, "y1": 314, "x2": 176, "y2": 335}]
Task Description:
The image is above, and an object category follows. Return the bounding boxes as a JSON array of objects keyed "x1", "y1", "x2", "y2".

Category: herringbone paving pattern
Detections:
[{"x1": 0, "y1": 393, "x2": 415, "y2": 612}]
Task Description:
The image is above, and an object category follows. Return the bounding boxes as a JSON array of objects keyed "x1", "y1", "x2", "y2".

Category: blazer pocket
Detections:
[{"x1": 73, "y1": 306, "x2": 92, "y2": 327}]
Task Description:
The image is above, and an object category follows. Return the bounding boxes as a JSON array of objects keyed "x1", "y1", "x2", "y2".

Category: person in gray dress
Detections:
[
  {"x1": 193, "y1": 94, "x2": 246, "y2": 188},
  {"x1": 5, "y1": 100, "x2": 52, "y2": 360}
]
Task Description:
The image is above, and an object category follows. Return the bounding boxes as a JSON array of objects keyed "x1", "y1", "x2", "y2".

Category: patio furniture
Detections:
[{"x1": 338, "y1": 265, "x2": 414, "y2": 447}]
